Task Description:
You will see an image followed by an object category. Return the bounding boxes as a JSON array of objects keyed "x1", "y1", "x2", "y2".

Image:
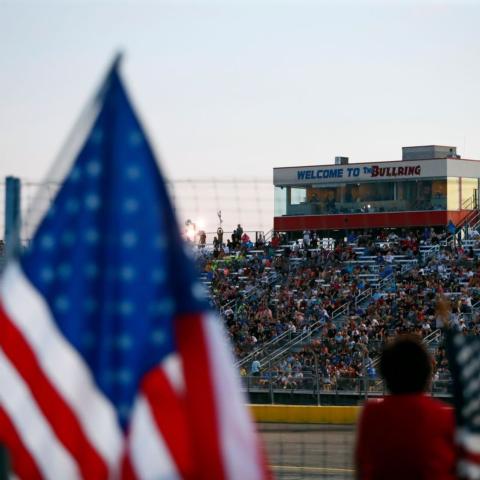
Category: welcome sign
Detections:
[{"x1": 274, "y1": 160, "x2": 447, "y2": 186}]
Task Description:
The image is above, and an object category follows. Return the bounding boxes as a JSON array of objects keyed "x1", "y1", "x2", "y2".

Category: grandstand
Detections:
[{"x1": 197, "y1": 227, "x2": 479, "y2": 406}]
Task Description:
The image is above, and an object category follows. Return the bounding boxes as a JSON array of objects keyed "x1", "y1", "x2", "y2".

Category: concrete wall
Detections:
[{"x1": 250, "y1": 405, "x2": 360, "y2": 425}]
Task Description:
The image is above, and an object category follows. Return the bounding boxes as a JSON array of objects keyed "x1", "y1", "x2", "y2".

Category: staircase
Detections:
[{"x1": 444, "y1": 195, "x2": 480, "y2": 247}]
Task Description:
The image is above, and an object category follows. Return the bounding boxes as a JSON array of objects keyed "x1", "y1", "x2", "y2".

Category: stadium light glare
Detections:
[{"x1": 186, "y1": 226, "x2": 196, "y2": 241}]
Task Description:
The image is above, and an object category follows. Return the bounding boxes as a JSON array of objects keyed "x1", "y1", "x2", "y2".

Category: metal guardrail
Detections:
[{"x1": 240, "y1": 374, "x2": 454, "y2": 404}]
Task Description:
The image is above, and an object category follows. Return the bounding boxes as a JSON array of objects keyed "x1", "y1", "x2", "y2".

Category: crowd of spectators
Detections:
[
  {"x1": 196, "y1": 229, "x2": 386, "y2": 361},
  {"x1": 195, "y1": 225, "x2": 480, "y2": 392}
]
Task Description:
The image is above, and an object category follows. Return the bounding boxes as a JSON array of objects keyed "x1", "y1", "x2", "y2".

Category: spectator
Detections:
[
  {"x1": 355, "y1": 336, "x2": 456, "y2": 479},
  {"x1": 251, "y1": 357, "x2": 261, "y2": 376}
]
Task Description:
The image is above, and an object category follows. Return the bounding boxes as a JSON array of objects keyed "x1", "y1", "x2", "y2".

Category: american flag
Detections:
[
  {"x1": 0, "y1": 58, "x2": 269, "y2": 479},
  {"x1": 447, "y1": 329, "x2": 480, "y2": 479}
]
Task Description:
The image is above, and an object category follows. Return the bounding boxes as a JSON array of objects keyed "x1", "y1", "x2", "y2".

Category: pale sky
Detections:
[{"x1": 1, "y1": 0, "x2": 480, "y2": 186}]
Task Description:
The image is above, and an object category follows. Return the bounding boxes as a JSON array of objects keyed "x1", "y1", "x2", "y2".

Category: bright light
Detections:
[{"x1": 186, "y1": 226, "x2": 195, "y2": 241}]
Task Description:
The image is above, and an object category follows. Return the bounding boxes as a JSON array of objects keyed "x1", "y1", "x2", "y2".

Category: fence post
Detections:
[
  {"x1": 0, "y1": 448, "x2": 8, "y2": 480},
  {"x1": 268, "y1": 360, "x2": 274, "y2": 404},
  {"x1": 4, "y1": 176, "x2": 21, "y2": 249},
  {"x1": 363, "y1": 351, "x2": 369, "y2": 401}
]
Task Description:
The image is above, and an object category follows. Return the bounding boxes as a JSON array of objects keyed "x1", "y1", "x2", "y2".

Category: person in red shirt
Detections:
[{"x1": 355, "y1": 335, "x2": 457, "y2": 479}]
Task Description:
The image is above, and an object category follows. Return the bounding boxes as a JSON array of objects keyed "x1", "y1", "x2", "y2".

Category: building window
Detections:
[
  {"x1": 274, "y1": 177, "x2": 462, "y2": 217},
  {"x1": 274, "y1": 186, "x2": 287, "y2": 216}
]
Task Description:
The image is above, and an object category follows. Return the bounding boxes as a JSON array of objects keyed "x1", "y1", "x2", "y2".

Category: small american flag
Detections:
[
  {"x1": 0, "y1": 58, "x2": 269, "y2": 479},
  {"x1": 447, "y1": 329, "x2": 480, "y2": 479}
]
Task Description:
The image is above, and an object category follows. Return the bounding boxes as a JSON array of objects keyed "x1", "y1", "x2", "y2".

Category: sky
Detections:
[{"x1": 1, "y1": 0, "x2": 480, "y2": 232}]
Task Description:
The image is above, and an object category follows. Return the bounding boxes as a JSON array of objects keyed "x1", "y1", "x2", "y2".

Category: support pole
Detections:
[{"x1": 4, "y1": 176, "x2": 21, "y2": 248}]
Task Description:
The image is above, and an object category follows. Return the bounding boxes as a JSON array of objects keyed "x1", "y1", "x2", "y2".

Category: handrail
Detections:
[
  {"x1": 233, "y1": 268, "x2": 290, "y2": 368},
  {"x1": 255, "y1": 302, "x2": 350, "y2": 365},
  {"x1": 423, "y1": 328, "x2": 441, "y2": 345},
  {"x1": 420, "y1": 244, "x2": 440, "y2": 263},
  {"x1": 355, "y1": 288, "x2": 372, "y2": 306},
  {"x1": 235, "y1": 249, "x2": 345, "y2": 369},
  {"x1": 247, "y1": 274, "x2": 394, "y2": 371},
  {"x1": 442, "y1": 194, "x2": 480, "y2": 246},
  {"x1": 263, "y1": 228, "x2": 274, "y2": 243},
  {"x1": 219, "y1": 266, "x2": 280, "y2": 314},
  {"x1": 468, "y1": 211, "x2": 480, "y2": 232},
  {"x1": 236, "y1": 327, "x2": 292, "y2": 369}
]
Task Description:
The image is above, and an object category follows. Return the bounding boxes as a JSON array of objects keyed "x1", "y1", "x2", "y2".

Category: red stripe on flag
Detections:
[
  {"x1": 120, "y1": 450, "x2": 137, "y2": 480},
  {"x1": 0, "y1": 406, "x2": 43, "y2": 480},
  {"x1": 459, "y1": 445, "x2": 480, "y2": 466},
  {"x1": 0, "y1": 304, "x2": 109, "y2": 479},
  {"x1": 141, "y1": 366, "x2": 194, "y2": 478},
  {"x1": 176, "y1": 313, "x2": 226, "y2": 479}
]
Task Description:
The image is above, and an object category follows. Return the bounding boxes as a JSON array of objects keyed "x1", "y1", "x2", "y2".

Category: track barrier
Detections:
[{"x1": 250, "y1": 404, "x2": 360, "y2": 425}]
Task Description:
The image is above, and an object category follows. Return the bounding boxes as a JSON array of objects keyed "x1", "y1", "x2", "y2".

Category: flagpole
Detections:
[{"x1": 0, "y1": 447, "x2": 7, "y2": 480}]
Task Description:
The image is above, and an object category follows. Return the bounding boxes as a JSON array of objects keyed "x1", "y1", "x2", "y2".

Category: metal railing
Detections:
[
  {"x1": 251, "y1": 303, "x2": 350, "y2": 371},
  {"x1": 241, "y1": 374, "x2": 454, "y2": 404},
  {"x1": 236, "y1": 327, "x2": 296, "y2": 369},
  {"x1": 423, "y1": 328, "x2": 442, "y2": 345},
  {"x1": 354, "y1": 288, "x2": 372, "y2": 307},
  {"x1": 219, "y1": 265, "x2": 280, "y2": 315},
  {"x1": 420, "y1": 244, "x2": 440, "y2": 263},
  {"x1": 238, "y1": 269, "x2": 398, "y2": 374},
  {"x1": 443, "y1": 194, "x2": 480, "y2": 247},
  {"x1": 263, "y1": 228, "x2": 274, "y2": 243}
]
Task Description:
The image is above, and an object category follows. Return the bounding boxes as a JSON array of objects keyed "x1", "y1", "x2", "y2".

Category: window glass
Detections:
[
  {"x1": 397, "y1": 180, "x2": 446, "y2": 211},
  {"x1": 290, "y1": 187, "x2": 306, "y2": 205},
  {"x1": 274, "y1": 186, "x2": 287, "y2": 216},
  {"x1": 275, "y1": 177, "x2": 459, "y2": 216},
  {"x1": 286, "y1": 187, "x2": 310, "y2": 215}
]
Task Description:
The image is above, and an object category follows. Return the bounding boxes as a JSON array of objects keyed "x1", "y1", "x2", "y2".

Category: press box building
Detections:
[{"x1": 273, "y1": 145, "x2": 480, "y2": 232}]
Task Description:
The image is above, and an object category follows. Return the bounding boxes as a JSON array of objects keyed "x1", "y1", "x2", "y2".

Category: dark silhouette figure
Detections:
[{"x1": 355, "y1": 336, "x2": 456, "y2": 479}]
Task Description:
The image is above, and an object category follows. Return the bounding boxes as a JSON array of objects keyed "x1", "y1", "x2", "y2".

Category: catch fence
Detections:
[{"x1": 0, "y1": 177, "x2": 274, "y2": 245}]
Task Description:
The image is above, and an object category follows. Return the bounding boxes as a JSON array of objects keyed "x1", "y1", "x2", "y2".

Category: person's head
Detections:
[{"x1": 379, "y1": 335, "x2": 432, "y2": 395}]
